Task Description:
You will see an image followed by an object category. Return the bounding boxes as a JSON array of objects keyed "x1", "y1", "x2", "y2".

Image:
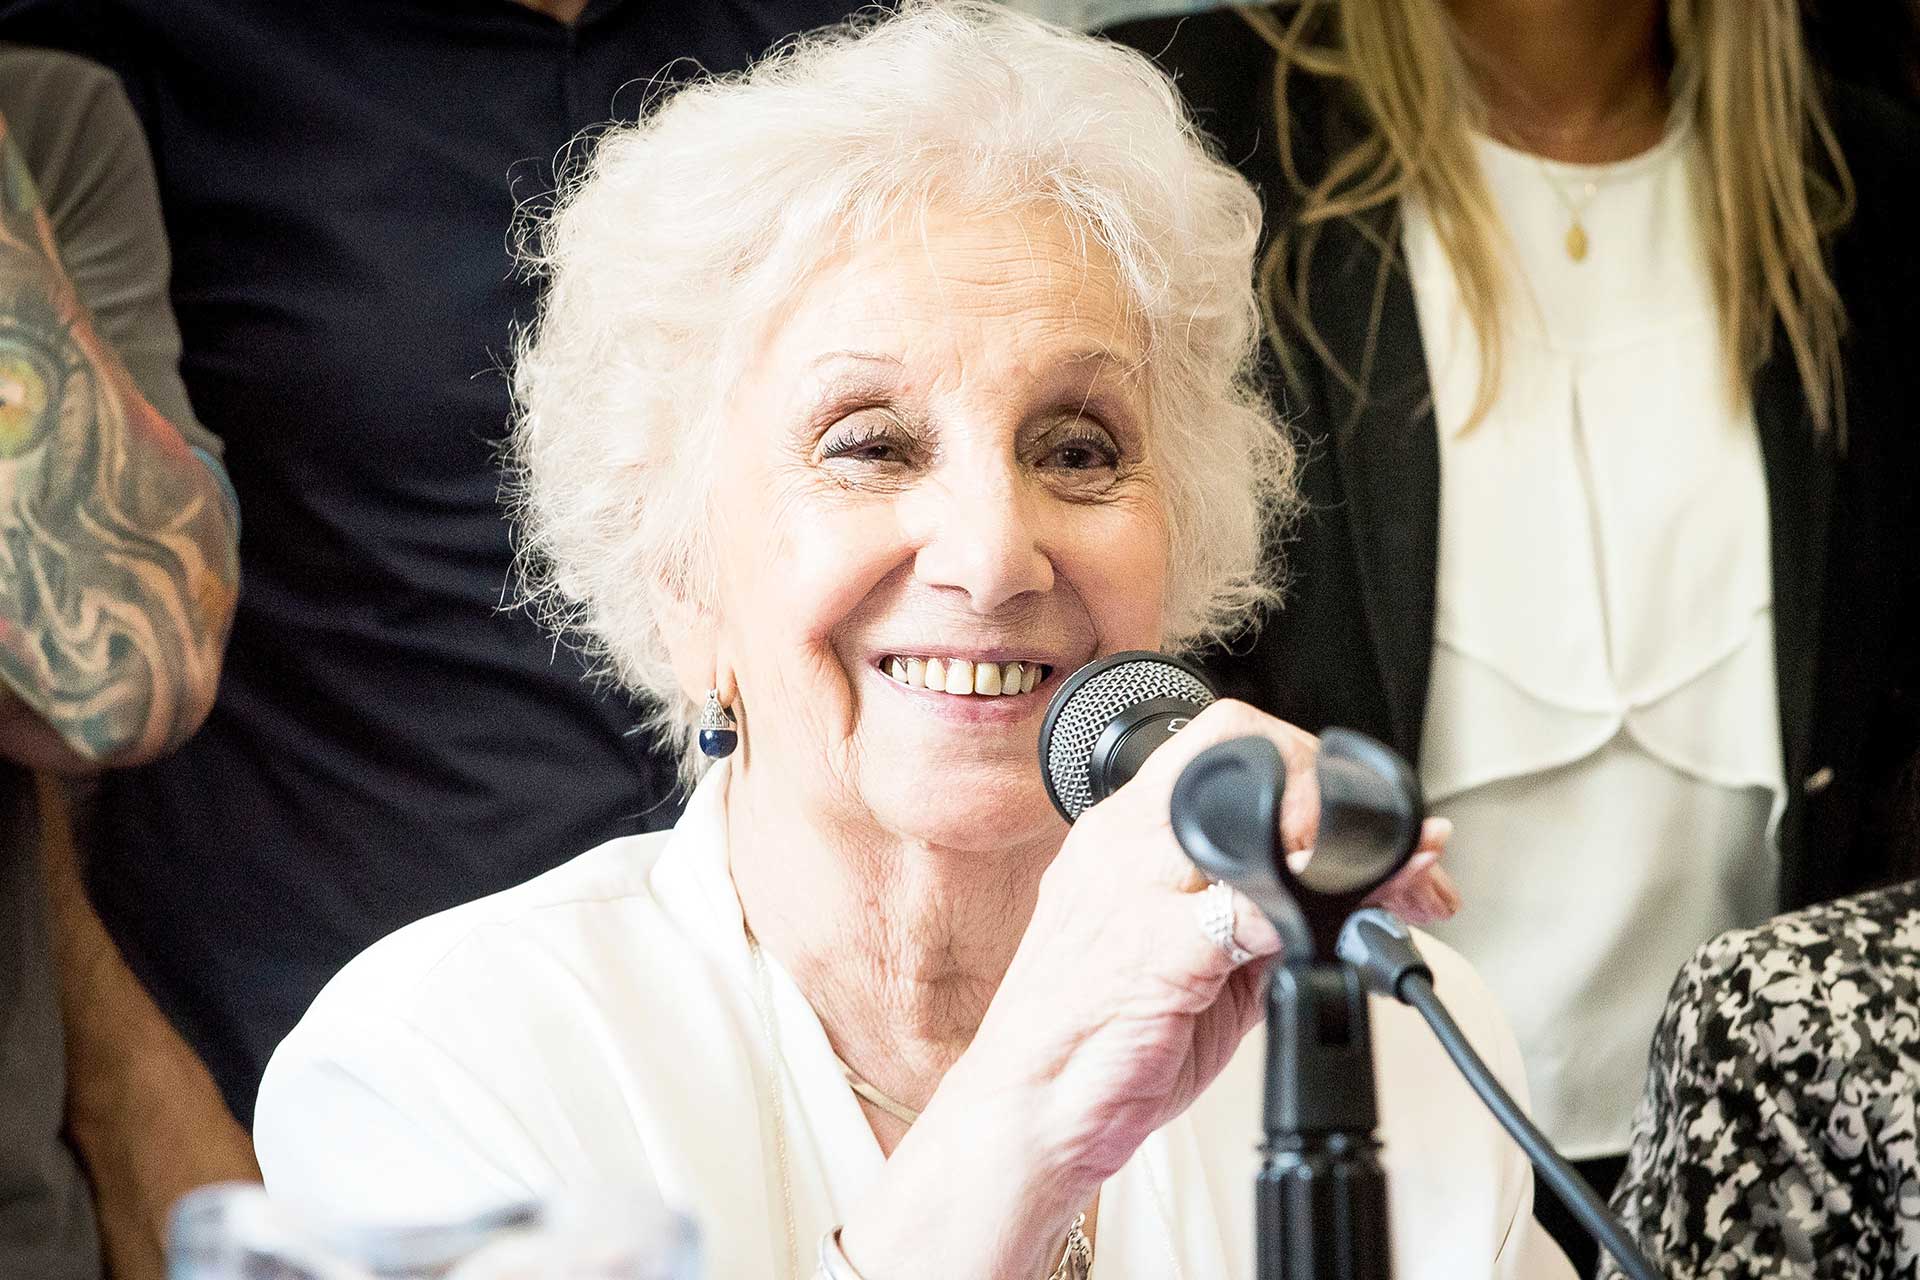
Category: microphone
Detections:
[
  {"x1": 1039, "y1": 659, "x2": 1652, "y2": 1278},
  {"x1": 1037, "y1": 650, "x2": 1215, "y2": 822},
  {"x1": 1038, "y1": 654, "x2": 1418, "y2": 922}
]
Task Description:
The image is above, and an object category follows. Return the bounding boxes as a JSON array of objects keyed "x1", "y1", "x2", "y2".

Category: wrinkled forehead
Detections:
[{"x1": 748, "y1": 203, "x2": 1150, "y2": 396}]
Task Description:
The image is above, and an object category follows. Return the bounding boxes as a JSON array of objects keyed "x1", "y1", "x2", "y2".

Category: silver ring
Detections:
[{"x1": 1198, "y1": 881, "x2": 1254, "y2": 966}]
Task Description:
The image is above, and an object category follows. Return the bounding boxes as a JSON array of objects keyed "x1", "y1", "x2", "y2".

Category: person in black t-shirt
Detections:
[{"x1": 0, "y1": 0, "x2": 867, "y2": 1231}]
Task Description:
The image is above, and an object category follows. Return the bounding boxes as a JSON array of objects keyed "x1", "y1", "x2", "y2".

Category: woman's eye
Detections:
[
  {"x1": 820, "y1": 421, "x2": 915, "y2": 467},
  {"x1": 1045, "y1": 442, "x2": 1115, "y2": 470},
  {"x1": 1036, "y1": 426, "x2": 1120, "y2": 474},
  {"x1": 832, "y1": 439, "x2": 906, "y2": 463}
]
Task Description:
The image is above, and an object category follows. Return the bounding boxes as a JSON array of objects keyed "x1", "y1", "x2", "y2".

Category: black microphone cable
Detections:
[{"x1": 1338, "y1": 910, "x2": 1665, "y2": 1280}]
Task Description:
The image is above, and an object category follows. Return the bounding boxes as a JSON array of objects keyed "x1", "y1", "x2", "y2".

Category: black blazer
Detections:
[{"x1": 1110, "y1": 11, "x2": 1920, "y2": 910}]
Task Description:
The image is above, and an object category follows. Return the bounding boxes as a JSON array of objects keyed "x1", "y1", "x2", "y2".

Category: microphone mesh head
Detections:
[{"x1": 1042, "y1": 652, "x2": 1215, "y2": 820}]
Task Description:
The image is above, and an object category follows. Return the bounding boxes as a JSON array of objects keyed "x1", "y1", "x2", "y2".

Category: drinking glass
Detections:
[{"x1": 167, "y1": 1183, "x2": 699, "y2": 1280}]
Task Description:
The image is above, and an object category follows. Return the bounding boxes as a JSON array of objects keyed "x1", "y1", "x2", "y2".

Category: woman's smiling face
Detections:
[{"x1": 704, "y1": 206, "x2": 1170, "y2": 851}]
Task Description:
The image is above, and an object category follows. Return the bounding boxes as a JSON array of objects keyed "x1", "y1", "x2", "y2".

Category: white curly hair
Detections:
[{"x1": 509, "y1": 0, "x2": 1297, "y2": 780}]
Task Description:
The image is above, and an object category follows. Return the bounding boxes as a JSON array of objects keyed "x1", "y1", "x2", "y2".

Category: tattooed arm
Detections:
[{"x1": 0, "y1": 113, "x2": 238, "y2": 771}]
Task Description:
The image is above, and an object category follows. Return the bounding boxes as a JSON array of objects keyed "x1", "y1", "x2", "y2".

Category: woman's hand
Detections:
[
  {"x1": 838, "y1": 700, "x2": 1455, "y2": 1278},
  {"x1": 967, "y1": 700, "x2": 1308, "y2": 1189},
  {"x1": 968, "y1": 699, "x2": 1458, "y2": 1189},
  {"x1": 1361, "y1": 817, "x2": 1460, "y2": 926}
]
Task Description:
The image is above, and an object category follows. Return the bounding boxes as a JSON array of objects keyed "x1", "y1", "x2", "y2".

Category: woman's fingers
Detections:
[
  {"x1": 1119, "y1": 698, "x2": 1321, "y2": 872},
  {"x1": 1106, "y1": 702, "x2": 1459, "y2": 928},
  {"x1": 1414, "y1": 864, "x2": 1462, "y2": 923},
  {"x1": 1184, "y1": 882, "x2": 1283, "y2": 973},
  {"x1": 1363, "y1": 839, "x2": 1461, "y2": 925},
  {"x1": 1273, "y1": 723, "x2": 1321, "y2": 859},
  {"x1": 1286, "y1": 817, "x2": 1459, "y2": 923}
]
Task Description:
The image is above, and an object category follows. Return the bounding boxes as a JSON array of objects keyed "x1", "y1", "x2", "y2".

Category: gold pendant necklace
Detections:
[
  {"x1": 1535, "y1": 159, "x2": 1601, "y2": 261},
  {"x1": 1565, "y1": 218, "x2": 1590, "y2": 262}
]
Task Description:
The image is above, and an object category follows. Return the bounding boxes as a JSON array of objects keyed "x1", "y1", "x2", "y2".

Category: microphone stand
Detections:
[
  {"x1": 1168, "y1": 735, "x2": 1394, "y2": 1280},
  {"x1": 1260, "y1": 955, "x2": 1392, "y2": 1280},
  {"x1": 1170, "y1": 729, "x2": 1663, "y2": 1279}
]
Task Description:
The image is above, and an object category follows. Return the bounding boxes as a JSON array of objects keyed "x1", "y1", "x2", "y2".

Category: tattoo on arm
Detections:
[{"x1": 0, "y1": 117, "x2": 239, "y2": 765}]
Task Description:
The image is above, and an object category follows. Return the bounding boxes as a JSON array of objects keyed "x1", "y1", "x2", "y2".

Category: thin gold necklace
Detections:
[
  {"x1": 833, "y1": 1053, "x2": 1092, "y2": 1279},
  {"x1": 745, "y1": 930, "x2": 1110, "y2": 1279},
  {"x1": 831, "y1": 1051, "x2": 922, "y2": 1127},
  {"x1": 746, "y1": 927, "x2": 802, "y2": 1280}
]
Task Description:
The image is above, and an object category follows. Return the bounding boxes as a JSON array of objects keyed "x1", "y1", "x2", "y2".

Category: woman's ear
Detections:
[{"x1": 654, "y1": 581, "x2": 733, "y2": 707}]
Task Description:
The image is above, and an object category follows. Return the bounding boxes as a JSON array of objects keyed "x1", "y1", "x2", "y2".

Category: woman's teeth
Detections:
[{"x1": 881, "y1": 656, "x2": 1047, "y2": 696}]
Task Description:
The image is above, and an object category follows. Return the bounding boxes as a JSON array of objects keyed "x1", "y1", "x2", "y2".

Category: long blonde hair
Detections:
[{"x1": 1242, "y1": 0, "x2": 1855, "y2": 438}]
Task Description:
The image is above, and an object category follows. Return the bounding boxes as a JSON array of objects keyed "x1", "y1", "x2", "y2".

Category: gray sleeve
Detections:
[{"x1": 0, "y1": 47, "x2": 219, "y2": 458}]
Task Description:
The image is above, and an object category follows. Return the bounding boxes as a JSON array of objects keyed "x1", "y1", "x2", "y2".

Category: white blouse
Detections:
[
  {"x1": 255, "y1": 762, "x2": 1572, "y2": 1279},
  {"x1": 1405, "y1": 116, "x2": 1786, "y2": 1159}
]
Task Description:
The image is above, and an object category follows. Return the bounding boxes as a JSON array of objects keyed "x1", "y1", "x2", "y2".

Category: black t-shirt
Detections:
[{"x1": 0, "y1": 0, "x2": 868, "y2": 1123}]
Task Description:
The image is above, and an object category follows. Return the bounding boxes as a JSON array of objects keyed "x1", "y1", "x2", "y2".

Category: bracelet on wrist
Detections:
[
  {"x1": 818, "y1": 1226, "x2": 864, "y2": 1280},
  {"x1": 818, "y1": 1214, "x2": 1091, "y2": 1280}
]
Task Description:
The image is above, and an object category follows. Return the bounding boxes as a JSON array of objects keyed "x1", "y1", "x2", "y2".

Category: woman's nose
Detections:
[{"x1": 910, "y1": 466, "x2": 1055, "y2": 614}]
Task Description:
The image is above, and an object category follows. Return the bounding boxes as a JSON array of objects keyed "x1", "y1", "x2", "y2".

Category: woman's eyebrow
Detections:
[
  {"x1": 798, "y1": 352, "x2": 908, "y2": 411},
  {"x1": 1058, "y1": 344, "x2": 1142, "y2": 370},
  {"x1": 1040, "y1": 346, "x2": 1150, "y2": 403},
  {"x1": 808, "y1": 349, "x2": 905, "y2": 374},
  {"x1": 1042, "y1": 347, "x2": 1147, "y2": 406},
  {"x1": 791, "y1": 355, "x2": 910, "y2": 438}
]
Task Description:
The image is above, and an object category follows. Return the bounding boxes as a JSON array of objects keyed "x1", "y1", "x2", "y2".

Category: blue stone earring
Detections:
[{"x1": 697, "y1": 688, "x2": 738, "y2": 759}]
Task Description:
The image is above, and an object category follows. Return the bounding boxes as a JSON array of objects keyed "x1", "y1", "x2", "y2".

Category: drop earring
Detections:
[{"x1": 698, "y1": 688, "x2": 738, "y2": 759}]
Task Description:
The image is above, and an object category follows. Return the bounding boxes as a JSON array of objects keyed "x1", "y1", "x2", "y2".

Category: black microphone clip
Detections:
[{"x1": 1171, "y1": 728, "x2": 1423, "y2": 958}]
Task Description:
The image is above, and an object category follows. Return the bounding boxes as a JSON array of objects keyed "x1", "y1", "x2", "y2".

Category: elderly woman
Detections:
[{"x1": 253, "y1": 6, "x2": 1570, "y2": 1278}]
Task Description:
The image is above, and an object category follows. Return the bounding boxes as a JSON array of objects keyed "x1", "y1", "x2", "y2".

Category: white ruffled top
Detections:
[{"x1": 1404, "y1": 114, "x2": 1787, "y2": 1158}]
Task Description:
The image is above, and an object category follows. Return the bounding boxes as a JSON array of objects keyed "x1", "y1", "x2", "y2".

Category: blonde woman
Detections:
[{"x1": 1105, "y1": 2, "x2": 1920, "y2": 1271}]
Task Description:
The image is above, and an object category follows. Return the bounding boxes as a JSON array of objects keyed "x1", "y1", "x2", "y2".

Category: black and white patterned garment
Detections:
[{"x1": 1603, "y1": 880, "x2": 1920, "y2": 1280}]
